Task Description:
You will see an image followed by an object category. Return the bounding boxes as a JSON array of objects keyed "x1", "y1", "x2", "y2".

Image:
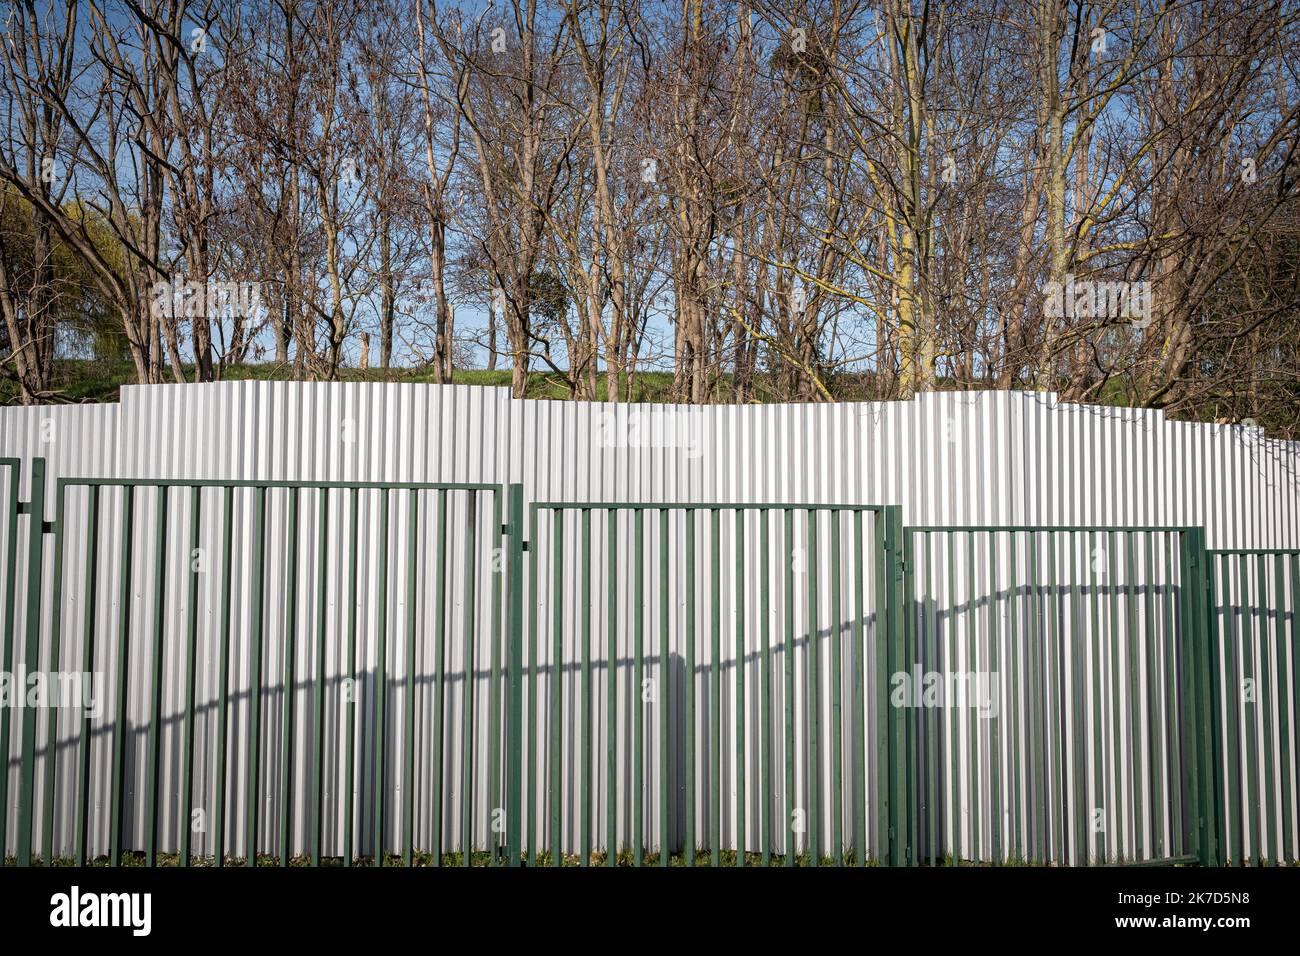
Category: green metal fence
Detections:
[
  {"x1": 3, "y1": 467, "x2": 526, "y2": 867},
  {"x1": 0, "y1": 454, "x2": 1283, "y2": 868},
  {"x1": 1207, "y1": 548, "x2": 1298, "y2": 865},
  {"x1": 524, "y1": 502, "x2": 905, "y2": 866},
  {"x1": 901, "y1": 526, "x2": 1218, "y2": 867}
]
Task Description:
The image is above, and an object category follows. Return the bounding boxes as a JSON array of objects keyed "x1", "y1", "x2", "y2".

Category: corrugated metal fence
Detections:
[{"x1": 0, "y1": 384, "x2": 1296, "y2": 865}]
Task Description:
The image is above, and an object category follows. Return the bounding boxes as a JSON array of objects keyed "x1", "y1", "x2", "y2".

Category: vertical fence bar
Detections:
[
  {"x1": 1204, "y1": 550, "x2": 1223, "y2": 864},
  {"x1": 685, "y1": 509, "x2": 696, "y2": 866},
  {"x1": 966, "y1": 531, "x2": 979, "y2": 864},
  {"x1": 145, "y1": 486, "x2": 168, "y2": 865},
  {"x1": 108, "y1": 483, "x2": 134, "y2": 868},
  {"x1": 854, "y1": 510, "x2": 867, "y2": 865},
  {"x1": 607, "y1": 512, "x2": 618, "y2": 866},
  {"x1": 938, "y1": 533, "x2": 951, "y2": 865},
  {"x1": 279, "y1": 488, "x2": 299, "y2": 867},
  {"x1": 735, "y1": 509, "x2": 746, "y2": 866},
  {"x1": 432, "y1": 491, "x2": 448, "y2": 866},
  {"x1": 1034, "y1": 534, "x2": 1046, "y2": 863},
  {"x1": 1089, "y1": 530, "x2": 1104, "y2": 863},
  {"x1": 403, "y1": 490, "x2": 418, "y2": 868},
  {"x1": 889, "y1": 515, "x2": 907, "y2": 866},
  {"x1": 1123, "y1": 533, "x2": 1138, "y2": 860},
  {"x1": 1106, "y1": 533, "x2": 1122, "y2": 862},
  {"x1": 874, "y1": 514, "x2": 889, "y2": 863},
  {"x1": 214, "y1": 487, "x2": 234, "y2": 867},
  {"x1": 461, "y1": 493, "x2": 478, "y2": 866},
  {"x1": 1166, "y1": 537, "x2": 1183, "y2": 858},
  {"x1": 1046, "y1": 531, "x2": 1056, "y2": 864},
  {"x1": 506, "y1": 485, "x2": 525, "y2": 869},
  {"x1": 16, "y1": 458, "x2": 47, "y2": 866},
  {"x1": 1193, "y1": 530, "x2": 1218, "y2": 866},
  {"x1": 1142, "y1": 536, "x2": 1158, "y2": 859},
  {"x1": 373, "y1": 489, "x2": 389, "y2": 867},
  {"x1": 1070, "y1": 534, "x2": 1085, "y2": 864},
  {"x1": 181, "y1": 486, "x2": 202, "y2": 866},
  {"x1": 807, "y1": 510, "x2": 820, "y2": 866},
  {"x1": 344, "y1": 487, "x2": 359, "y2": 867},
  {"x1": 989, "y1": 531, "x2": 1002, "y2": 864},
  {"x1": 489, "y1": 490, "x2": 504, "y2": 866},
  {"x1": 633, "y1": 509, "x2": 644, "y2": 867},
  {"x1": 0, "y1": 462, "x2": 21, "y2": 862},
  {"x1": 1009, "y1": 534, "x2": 1023, "y2": 863},
  {"x1": 783, "y1": 509, "x2": 795, "y2": 866},
  {"x1": 550, "y1": 509, "x2": 563, "y2": 867},
  {"x1": 1257, "y1": 554, "x2": 1275, "y2": 864},
  {"x1": 527, "y1": 504, "x2": 538, "y2": 864},
  {"x1": 1222, "y1": 554, "x2": 1242, "y2": 858},
  {"x1": 312, "y1": 490, "x2": 329, "y2": 867},
  {"x1": 761, "y1": 510, "x2": 771, "y2": 866},
  {"x1": 1237, "y1": 555, "x2": 1256, "y2": 864},
  {"x1": 710, "y1": 508, "x2": 720, "y2": 866},
  {"x1": 1033, "y1": 535, "x2": 1046, "y2": 861},
  {"x1": 1289, "y1": 555, "x2": 1300, "y2": 863},
  {"x1": 658, "y1": 509, "x2": 669, "y2": 866},
  {"x1": 831, "y1": 512, "x2": 843, "y2": 866},
  {"x1": 75, "y1": 486, "x2": 100, "y2": 866},
  {"x1": 1177, "y1": 531, "x2": 1203, "y2": 865},
  {"x1": 580, "y1": 510, "x2": 591, "y2": 865},
  {"x1": 1276, "y1": 553, "x2": 1294, "y2": 864},
  {"x1": 40, "y1": 484, "x2": 66, "y2": 863}
]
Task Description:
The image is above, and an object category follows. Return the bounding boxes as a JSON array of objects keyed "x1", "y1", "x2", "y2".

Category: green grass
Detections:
[
  {"x1": 6, "y1": 358, "x2": 1061, "y2": 407},
  {"x1": 11, "y1": 358, "x2": 1286, "y2": 444},
  {"x1": 1, "y1": 359, "x2": 689, "y2": 405}
]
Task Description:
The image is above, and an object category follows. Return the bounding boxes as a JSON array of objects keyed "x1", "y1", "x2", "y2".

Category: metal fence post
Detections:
[
  {"x1": 16, "y1": 457, "x2": 46, "y2": 866},
  {"x1": 1178, "y1": 527, "x2": 1218, "y2": 866},
  {"x1": 0, "y1": 458, "x2": 22, "y2": 863},
  {"x1": 1188, "y1": 527, "x2": 1221, "y2": 866},
  {"x1": 900, "y1": 519, "x2": 917, "y2": 865},
  {"x1": 1176, "y1": 530, "x2": 1199, "y2": 863},
  {"x1": 885, "y1": 507, "x2": 908, "y2": 866},
  {"x1": 505, "y1": 483, "x2": 525, "y2": 867},
  {"x1": 1204, "y1": 536, "x2": 1225, "y2": 867}
]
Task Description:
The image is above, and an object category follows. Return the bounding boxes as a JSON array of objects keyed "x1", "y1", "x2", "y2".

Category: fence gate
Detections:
[
  {"x1": 3, "y1": 467, "x2": 527, "y2": 867},
  {"x1": 1207, "y1": 548, "x2": 1299, "y2": 866},
  {"x1": 902, "y1": 525, "x2": 1217, "y2": 866},
  {"x1": 523, "y1": 501, "x2": 904, "y2": 866}
]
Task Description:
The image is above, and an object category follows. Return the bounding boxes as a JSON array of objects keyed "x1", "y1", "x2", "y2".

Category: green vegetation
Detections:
[
  {"x1": 7, "y1": 357, "x2": 1283, "y2": 446},
  {"x1": 0, "y1": 359, "x2": 691, "y2": 406},
  {"x1": 0, "y1": 357, "x2": 1154, "y2": 411}
]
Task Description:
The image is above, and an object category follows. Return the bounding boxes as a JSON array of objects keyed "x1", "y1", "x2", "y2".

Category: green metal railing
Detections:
[
  {"x1": 524, "y1": 502, "x2": 906, "y2": 866},
  {"x1": 0, "y1": 454, "x2": 1275, "y2": 869},
  {"x1": 4, "y1": 468, "x2": 526, "y2": 868},
  {"x1": 900, "y1": 526, "x2": 1218, "y2": 867},
  {"x1": 1207, "y1": 548, "x2": 1298, "y2": 866}
]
